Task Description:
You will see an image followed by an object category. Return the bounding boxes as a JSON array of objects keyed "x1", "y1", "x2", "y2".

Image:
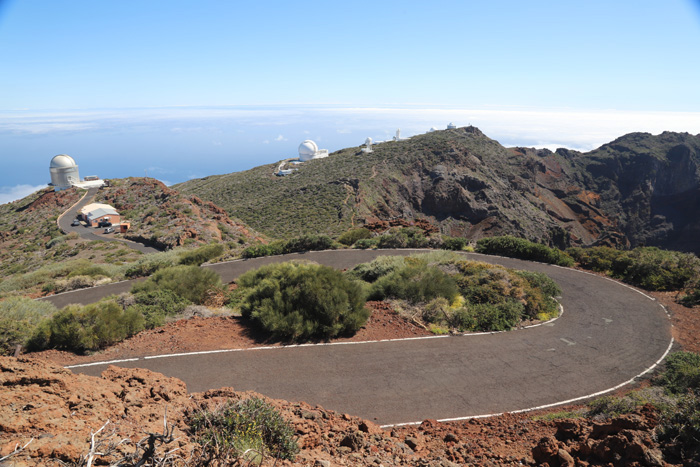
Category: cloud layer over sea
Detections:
[{"x1": 2, "y1": 106, "x2": 699, "y2": 203}]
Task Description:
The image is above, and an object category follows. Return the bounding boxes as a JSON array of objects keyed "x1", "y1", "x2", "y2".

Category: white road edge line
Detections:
[
  {"x1": 551, "y1": 264, "x2": 655, "y2": 301},
  {"x1": 65, "y1": 303, "x2": 564, "y2": 366},
  {"x1": 66, "y1": 358, "x2": 140, "y2": 369},
  {"x1": 381, "y1": 336, "x2": 675, "y2": 428}
]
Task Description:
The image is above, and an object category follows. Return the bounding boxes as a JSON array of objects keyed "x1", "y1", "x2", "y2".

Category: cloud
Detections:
[
  {"x1": 274, "y1": 134, "x2": 287, "y2": 141},
  {"x1": 336, "y1": 129, "x2": 352, "y2": 134},
  {"x1": 0, "y1": 184, "x2": 47, "y2": 205}
]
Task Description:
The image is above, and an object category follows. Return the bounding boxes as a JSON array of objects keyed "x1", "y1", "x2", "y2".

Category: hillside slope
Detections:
[
  {"x1": 95, "y1": 177, "x2": 260, "y2": 250},
  {"x1": 177, "y1": 127, "x2": 700, "y2": 253},
  {"x1": 175, "y1": 127, "x2": 700, "y2": 252},
  {"x1": 571, "y1": 131, "x2": 700, "y2": 253},
  {"x1": 0, "y1": 179, "x2": 261, "y2": 292}
]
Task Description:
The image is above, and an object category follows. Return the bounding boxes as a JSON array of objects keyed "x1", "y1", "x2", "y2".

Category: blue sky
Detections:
[{"x1": 1, "y1": 0, "x2": 699, "y2": 203}]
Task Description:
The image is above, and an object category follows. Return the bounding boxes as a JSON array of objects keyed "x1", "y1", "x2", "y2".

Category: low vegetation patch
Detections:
[
  {"x1": 177, "y1": 243, "x2": 225, "y2": 266},
  {"x1": 583, "y1": 351, "x2": 700, "y2": 461},
  {"x1": 241, "y1": 234, "x2": 336, "y2": 258},
  {"x1": 132, "y1": 265, "x2": 223, "y2": 305},
  {"x1": 188, "y1": 397, "x2": 299, "y2": 462},
  {"x1": 0, "y1": 297, "x2": 57, "y2": 355},
  {"x1": 27, "y1": 300, "x2": 144, "y2": 353},
  {"x1": 125, "y1": 288, "x2": 192, "y2": 328},
  {"x1": 347, "y1": 252, "x2": 561, "y2": 333},
  {"x1": 337, "y1": 227, "x2": 372, "y2": 246},
  {"x1": 567, "y1": 246, "x2": 700, "y2": 292},
  {"x1": 476, "y1": 235, "x2": 575, "y2": 267}
]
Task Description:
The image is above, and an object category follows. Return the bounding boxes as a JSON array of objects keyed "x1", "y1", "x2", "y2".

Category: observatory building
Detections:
[
  {"x1": 298, "y1": 140, "x2": 329, "y2": 162},
  {"x1": 50, "y1": 154, "x2": 80, "y2": 191},
  {"x1": 447, "y1": 122, "x2": 457, "y2": 129}
]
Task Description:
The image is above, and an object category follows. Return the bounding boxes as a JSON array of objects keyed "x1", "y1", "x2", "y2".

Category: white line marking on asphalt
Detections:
[
  {"x1": 551, "y1": 264, "x2": 656, "y2": 301},
  {"x1": 67, "y1": 304, "x2": 565, "y2": 366},
  {"x1": 381, "y1": 337, "x2": 675, "y2": 428},
  {"x1": 66, "y1": 358, "x2": 140, "y2": 369}
]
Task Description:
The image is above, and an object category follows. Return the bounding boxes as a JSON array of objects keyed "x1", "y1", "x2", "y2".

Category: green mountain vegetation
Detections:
[{"x1": 177, "y1": 127, "x2": 700, "y2": 255}]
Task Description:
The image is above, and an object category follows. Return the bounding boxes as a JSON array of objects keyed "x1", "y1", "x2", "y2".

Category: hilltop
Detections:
[
  {"x1": 0, "y1": 179, "x2": 260, "y2": 297},
  {"x1": 177, "y1": 127, "x2": 700, "y2": 254}
]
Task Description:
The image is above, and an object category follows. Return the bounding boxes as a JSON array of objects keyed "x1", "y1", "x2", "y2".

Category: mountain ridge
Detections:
[{"x1": 176, "y1": 127, "x2": 700, "y2": 254}]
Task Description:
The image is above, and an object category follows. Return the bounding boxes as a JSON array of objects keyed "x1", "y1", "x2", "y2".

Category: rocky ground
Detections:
[{"x1": 3, "y1": 294, "x2": 698, "y2": 466}]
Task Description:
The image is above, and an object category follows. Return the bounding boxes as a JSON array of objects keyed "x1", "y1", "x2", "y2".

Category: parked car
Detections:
[
  {"x1": 98, "y1": 220, "x2": 112, "y2": 228},
  {"x1": 104, "y1": 227, "x2": 115, "y2": 234},
  {"x1": 71, "y1": 219, "x2": 80, "y2": 226}
]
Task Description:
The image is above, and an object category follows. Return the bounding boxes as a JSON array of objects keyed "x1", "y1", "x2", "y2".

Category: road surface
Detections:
[{"x1": 48, "y1": 249, "x2": 672, "y2": 426}]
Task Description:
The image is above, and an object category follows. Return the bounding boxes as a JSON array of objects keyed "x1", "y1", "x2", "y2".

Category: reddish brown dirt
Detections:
[
  {"x1": 652, "y1": 290, "x2": 700, "y2": 354},
  {"x1": 15, "y1": 288, "x2": 700, "y2": 466}
]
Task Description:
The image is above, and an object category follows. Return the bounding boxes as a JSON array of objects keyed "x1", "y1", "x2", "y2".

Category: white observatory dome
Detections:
[
  {"x1": 429, "y1": 127, "x2": 438, "y2": 132},
  {"x1": 49, "y1": 154, "x2": 80, "y2": 190},
  {"x1": 298, "y1": 140, "x2": 320, "y2": 161},
  {"x1": 50, "y1": 154, "x2": 77, "y2": 169},
  {"x1": 447, "y1": 122, "x2": 457, "y2": 129}
]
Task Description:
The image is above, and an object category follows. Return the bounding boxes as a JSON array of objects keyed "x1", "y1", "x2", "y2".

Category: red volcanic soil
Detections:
[{"x1": 10, "y1": 294, "x2": 698, "y2": 466}]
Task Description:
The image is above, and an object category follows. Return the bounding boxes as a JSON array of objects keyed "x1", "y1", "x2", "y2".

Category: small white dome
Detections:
[
  {"x1": 50, "y1": 154, "x2": 77, "y2": 168},
  {"x1": 429, "y1": 127, "x2": 438, "y2": 132},
  {"x1": 447, "y1": 122, "x2": 457, "y2": 129},
  {"x1": 298, "y1": 140, "x2": 319, "y2": 157}
]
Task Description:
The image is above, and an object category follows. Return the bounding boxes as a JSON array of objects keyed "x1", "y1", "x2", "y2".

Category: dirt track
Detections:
[{"x1": 45, "y1": 249, "x2": 673, "y2": 426}]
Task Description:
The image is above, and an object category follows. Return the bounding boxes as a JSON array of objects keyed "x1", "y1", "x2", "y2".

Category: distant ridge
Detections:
[{"x1": 176, "y1": 127, "x2": 700, "y2": 254}]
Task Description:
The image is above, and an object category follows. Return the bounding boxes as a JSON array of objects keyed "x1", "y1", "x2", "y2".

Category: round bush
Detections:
[
  {"x1": 238, "y1": 262, "x2": 369, "y2": 341},
  {"x1": 131, "y1": 265, "x2": 223, "y2": 304},
  {"x1": 337, "y1": 228, "x2": 372, "y2": 246}
]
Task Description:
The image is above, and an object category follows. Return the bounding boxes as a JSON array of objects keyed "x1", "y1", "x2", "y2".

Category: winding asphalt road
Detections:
[
  {"x1": 57, "y1": 187, "x2": 159, "y2": 254},
  {"x1": 42, "y1": 249, "x2": 673, "y2": 426}
]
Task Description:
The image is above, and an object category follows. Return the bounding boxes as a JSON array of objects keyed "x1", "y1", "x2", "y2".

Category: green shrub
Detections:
[
  {"x1": 567, "y1": 246, "x2": 700, "y2": 292},
  {"x1": 0, "y1": 297, "x2": 57, "y2": 355},
  {"x1": 337, "y1": 227, "x2": 372, "y2": 246},
  {"x1": 586, "y1": 387, "x2": 675, "y2": 419},
  {"x1": 460, "y1": 301, "x2": 524, "y2": 332},
  {"x1": 346, "y1": 255, "x2": 407, "y2": 282},
  {"x1": 476, "y1": 236, "x2": 574, "y2": 267},
  {"x1": 658, "y1": 393, "x2": 700, "y2": 460},
  {"x1": 282, "y1": 234, "x2": 336, "y2": 253},
  {"x1": 178, "y1": 243, "x2": 225, "y2": 266},
  {"x1": 377, "y1": 227, "x2": 428, "y2": 249},
  {"x1": 241, "y1": 241, "x2": 285, "y2": 259},
  {"x1": 123, "y1": 250, "x2": 181, "y2": 278},
  {"x1": 587, "y1": 395, "x2": 641, "y2": 418},
  {"x1": 188, "y1": 397, "x2": 298, "y2": 461},
  {"x1": 657, "y1": 351, "x2": 700, "y2": 394},
  {"x1": 441, "y1": 236, "x2": 467, "y2": 251},
  {"x1": 353, "y1": 238, "x2": 379, "y2": 249},
  {"x1": 369, "y1": 259, "x2": 459, "y2": 304},
  {"x1": 28, "y1": 300, "x2": 144, "y2": 353},
  {"x1": 238, "y1": 262, "x2": 369, "y2": 341},
  {"x1": 67, "y1": 264, "x2": 110, "y2": 278},
  {"x1": 46, "y1": 235, "x2": 68, "y2": 249},
  {"x1": 129, "y1": 289, "x2": 191, "y2": 328},
  {"x1": 242, "y1": 235, "x2": 336, "y2": 259},
  {"x1": 679, "y1": 289, "x2": 700, "y2": 307},
  {"x1": 132, "y1": 265, "x2": 223, "y2": 304},
  {"x1": 515, "y1": 270, "x2": 562, "y2": 298}
]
